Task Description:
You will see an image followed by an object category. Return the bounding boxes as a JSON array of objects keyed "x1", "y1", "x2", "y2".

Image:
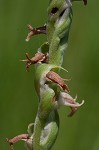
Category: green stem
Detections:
[{"x1": 33, "y1": 115, "x2": 45, "y2": 150}]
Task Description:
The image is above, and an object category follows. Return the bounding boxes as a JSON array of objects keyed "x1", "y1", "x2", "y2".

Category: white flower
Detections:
[{"x1": 58, "y1": 92, "x2": 84, "y2": 116}]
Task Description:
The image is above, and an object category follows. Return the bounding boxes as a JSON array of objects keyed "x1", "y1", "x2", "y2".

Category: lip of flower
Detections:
[
  {"x1": 57, "y1": 92, "x2": 84, "y2": 116},
  {"x1": 58, "y1": 92, "x2": 84, "y2": 107}
]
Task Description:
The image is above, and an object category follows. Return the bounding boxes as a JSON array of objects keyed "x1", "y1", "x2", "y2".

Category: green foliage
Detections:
[{"x1": 0, "y1": 0, "x2": 99, "y2": 150}]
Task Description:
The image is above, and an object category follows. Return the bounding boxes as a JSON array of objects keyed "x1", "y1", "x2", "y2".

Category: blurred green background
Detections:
[{"x1": 0, "y1": 0, "x2": 99, "y2": 150}]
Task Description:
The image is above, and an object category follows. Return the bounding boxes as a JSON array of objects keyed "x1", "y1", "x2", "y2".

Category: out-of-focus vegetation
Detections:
[{"x1": 0, "y1": 0, "x2": 99, "y2": 150}]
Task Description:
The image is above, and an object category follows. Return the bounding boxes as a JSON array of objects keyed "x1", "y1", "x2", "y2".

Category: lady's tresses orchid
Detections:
[{"x1": 6, "y1": 0, "x2": 87, "y2": 150}]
